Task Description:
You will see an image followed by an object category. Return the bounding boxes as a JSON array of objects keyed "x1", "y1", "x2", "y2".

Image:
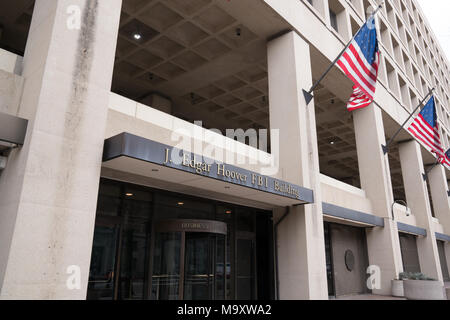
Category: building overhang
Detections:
[
  {"x1": 102, "y1": 132, "x2": 314, "y2": 207},
  {"x1": 322, "y1": 202, "x2": 385, "y2": 228},
  {"x1": 0, "y1": 111, "x2": 28, "y2": 146},
  {"x1": 397, "y1": 222, "x2": 427, "y2": 237},
  {"x1": 435, "y1": 232, "x2": 450, "y2": 242}
]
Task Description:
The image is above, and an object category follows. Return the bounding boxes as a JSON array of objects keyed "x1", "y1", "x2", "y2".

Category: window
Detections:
[{"x1": 330, "y1": 9, "x2": 338, "y2": 32}]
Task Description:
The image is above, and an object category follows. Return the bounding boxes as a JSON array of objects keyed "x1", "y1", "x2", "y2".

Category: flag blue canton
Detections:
[
  {"x1": 419, "y1": 96, "x2": 437, "y2": 127},
  {"x1": 354, "y1": 21, "x2": 378, "y2": 65},
  {"x1": 446, "y1": 148, "x2": 450, "y2": 160}
]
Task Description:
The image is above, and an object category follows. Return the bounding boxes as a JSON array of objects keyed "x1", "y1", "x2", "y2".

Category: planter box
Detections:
[
  {"x1": 391, "y1": 280, "x2": 404, "y2": 297},
  {"x1": 403, "y1": 280, "x2": 445, "y2": 300}
]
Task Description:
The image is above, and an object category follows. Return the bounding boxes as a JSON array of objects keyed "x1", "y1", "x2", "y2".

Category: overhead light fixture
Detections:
[
  {"x1": 133, "y1": 33, "x2": 142, "y2": 40},
  {"x1": 330, "y1": 141, "x2": 335, "y2": 145},
  {"x1": 225, "y1": 210, "x2": 232, "y2": 214},
  {"x1": 125, "y1": 193, "x2": 134, "y2": 197},
  {"x1": 177, "y1": 202, "x2": 184, "y2": 206}
]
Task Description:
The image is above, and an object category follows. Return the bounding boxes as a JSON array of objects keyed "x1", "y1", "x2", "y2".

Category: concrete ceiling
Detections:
[
  {"x1": 113, "y1": 0, "x2": 283, "y2": 132},
  {"x1": 0, "y1": 0, "x2": 438, "y2": 199}
]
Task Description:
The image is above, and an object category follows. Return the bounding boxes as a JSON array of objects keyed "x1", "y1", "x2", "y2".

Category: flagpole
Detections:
[
  {"x1": 382, "y1": 87, "x2": 435, "y2": 154},
  {"x1": 302, "y1": 4, "x2": 383, "y2": 105}
]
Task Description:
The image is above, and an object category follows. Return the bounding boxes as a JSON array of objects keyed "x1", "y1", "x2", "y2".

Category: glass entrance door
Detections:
[{"x1": 150, "y1": 220, "x2": 227, "y2": 300}]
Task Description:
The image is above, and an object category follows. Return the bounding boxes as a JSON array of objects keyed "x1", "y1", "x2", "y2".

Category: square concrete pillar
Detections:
[
  {"x1": 353, "y1": 105, "x2": 403, "y2": 295},
  {"x1": 428, "y1": 165, "x2": 450, "y2": 230},
  {"x1": 0, "y1": 0, "x2": 122, "y2": 299},
  {"x1": 428, "y1": 165, "x2": 450, "y2": 279},
  {"x1": 399, "y1": 141, "x2": 443, "y2": 282},
  {"x1": 268, "y1": 31, "x2": 328, "y2": 300},
  {"x1": 445, "y1": 243, "x2": 450, "y2": 280}
]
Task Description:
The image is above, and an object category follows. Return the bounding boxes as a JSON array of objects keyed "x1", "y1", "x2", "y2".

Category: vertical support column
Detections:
[
  {"x1": 268, "y1": 31, "x2": 328, "y2": 300},
  {"x1": 399, "y1": 141, "x2": 443, "y2": 282},
  {"x1": 353, "y1": 105, "x2": 403, "y2": 295},
  {"x1": 445, "y1": 242, "x2": 450, "y2": 281},
  {"x1": 0, "y1": 0, "x2": 122, "y2": 299},
  {"x1": 428, "y1": 165, "x2": 450, "y2": 229},
  {"x1": 429, "y1": 166, "x2": 450, "y2": 278}
]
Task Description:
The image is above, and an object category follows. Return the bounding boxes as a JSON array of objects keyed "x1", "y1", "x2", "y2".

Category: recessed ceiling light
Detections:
[
  {"x1": 133, "y1": 33, "x2": 142, "y2": 40},
  {"x1": 125, "y1": 193, "x2": 133, "y2": 197},
  {"x1": 330, "y1": 141, "x2": 335, "y2": 145},
  {"x1": 177, "y1": 202, "x2": 184, "y2": 206},
  {"x1": 225, "y1": 210, "x2": 232, "y2": 214}
]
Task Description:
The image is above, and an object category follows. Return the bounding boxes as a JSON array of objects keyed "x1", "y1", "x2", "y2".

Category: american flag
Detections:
[
  {"x1": 442, "y1": 148, "x2": 450, "y2": 171},
  {"x1": 407, "y1": 96, "x2": 447, "y2": 165},
  {"x1": 337, "y1": 19, "x2": 380, "y2": 111}
]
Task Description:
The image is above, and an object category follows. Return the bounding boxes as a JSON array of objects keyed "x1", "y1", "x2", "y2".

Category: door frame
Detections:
[
  {"x1": 148, "y1": 219, "x2": 227, "y2": 300},
  {"x1": 234, "y1": 230, "x2": 257, "y2": 299},
  {"x1": 88, "y1": 215, "x2": 124, "y2": 300}
]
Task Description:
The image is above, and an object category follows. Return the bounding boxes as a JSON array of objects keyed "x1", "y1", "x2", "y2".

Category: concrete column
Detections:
[
  {"x1": 353, "y1": 105, "x2": 403, "y2": 295},
  {"x1": 446, "y1": 243, "x2": 450, "y2": 281},
  {"x1": 399, "y1": 141, "x2": 443, "y2": 282},
  {"x1": 428, "y1": 165, "x2": 450, "y2": 230},
  {"x1": 0, "y1": 0, "x2": 122, "y2": 299},
  {"x1": 268, "y1": 31, "x2": 328, "y2": 300}
]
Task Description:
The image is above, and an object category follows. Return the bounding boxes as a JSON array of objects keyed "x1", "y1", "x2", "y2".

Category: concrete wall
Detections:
[
  {"x1": 0, "y1": 49, "x2": 23, "y2": 116},
  {"x1": 107, "y1": 93, "x2": 274, "y2": 176},
  {"x1": 320, "y1": 174, "x2": 372, "y2": 214},
  {"x1": 0, "y1": 0, "x2": 122, "y2": 299}
]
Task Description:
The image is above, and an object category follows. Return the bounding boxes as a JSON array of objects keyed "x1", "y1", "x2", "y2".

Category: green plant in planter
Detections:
[{"x1": 399, "y1": 272, "x2": 437, "y2": 281}]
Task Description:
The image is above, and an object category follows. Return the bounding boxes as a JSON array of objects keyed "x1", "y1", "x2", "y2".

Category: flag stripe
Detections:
[
  {"x1": 337, "y1": 59, "x2": 375, "y2": 99},
  {"x1": 407, "y1": 127, "x2": 443, "y2": 158},
  {"x1": 406, "y1": 96, "x2": 444, "y2": 163},
  {"x1": 408, "y1": 125, "x2": 444, "y2": 155},
  {"x1": 348, "y1": 44, "x2": 378, "y2": 81},
  {"x1": 417, "y1": 114, "x2": 440, "y2": 138},
  {"x1": 412, "y1": 120, "x2": 443, "y2": 149},
  {"x1": 337, "y1": 21, "x2": 379, "y2": 112},
  {"x1": 341, "y1": 50, "x2": 377, "y2": 90},
  {"x1": 346, "y1": 85, "x2": 372, "y2": 111}
]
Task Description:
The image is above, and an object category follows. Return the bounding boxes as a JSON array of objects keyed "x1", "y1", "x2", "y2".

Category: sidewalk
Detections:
[
  {"x1": 334, "y1": 282, "x2": 450, "y2": 300},
  {"x1": 334, "y1": 294, "x2": 406, "y2": 300}
]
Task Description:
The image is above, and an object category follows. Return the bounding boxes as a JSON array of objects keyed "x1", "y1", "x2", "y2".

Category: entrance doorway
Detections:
[
  {"x1": 324, "y1": 222, "x2": 370, "y2": 297},
  {"x1": 399, "y1": 233, "x2": 421, "y2": 273},
  {"x1": 150, "y1": 219, "x2": 227, "y2": 300},
  {"x1": 87, "y1": 178, "x2": 275, "y2": 300}
]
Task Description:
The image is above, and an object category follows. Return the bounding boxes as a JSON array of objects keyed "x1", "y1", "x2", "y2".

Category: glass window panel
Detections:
[
  {"x1": 236, "y1": 210, "x2": 254, "y2": 232},
  {"x1": 87, "y1": 226, "x2": 118, "y2": 300},
  {"x1": 236, "y1": 239, "x2": 254, "y2": 300},
  {"x1": 215, "y1": 235, "x2": 226, "y2": 300},
  {"x1": 118, "y1": 222, "x2": 150, "y2": 300},
  {"x1": 96, "y1": 180, "x2": 121, "y2": 216},
  {"x1": 151, "y1": 232, "x2": 181, "y2": 300}
]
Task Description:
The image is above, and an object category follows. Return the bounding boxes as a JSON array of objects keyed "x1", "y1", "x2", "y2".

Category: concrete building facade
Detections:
[{"x1": 0, "y1": 0, "x2": 449, "y2": 300}]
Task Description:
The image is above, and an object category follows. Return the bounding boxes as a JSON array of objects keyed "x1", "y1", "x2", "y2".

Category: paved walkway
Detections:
[
  {"x1": 334, "y1": 294, "x2": 406, "y2": 300},
  {"x1": 334, "y1": 283, "x2": 450, "y2": 300}
]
